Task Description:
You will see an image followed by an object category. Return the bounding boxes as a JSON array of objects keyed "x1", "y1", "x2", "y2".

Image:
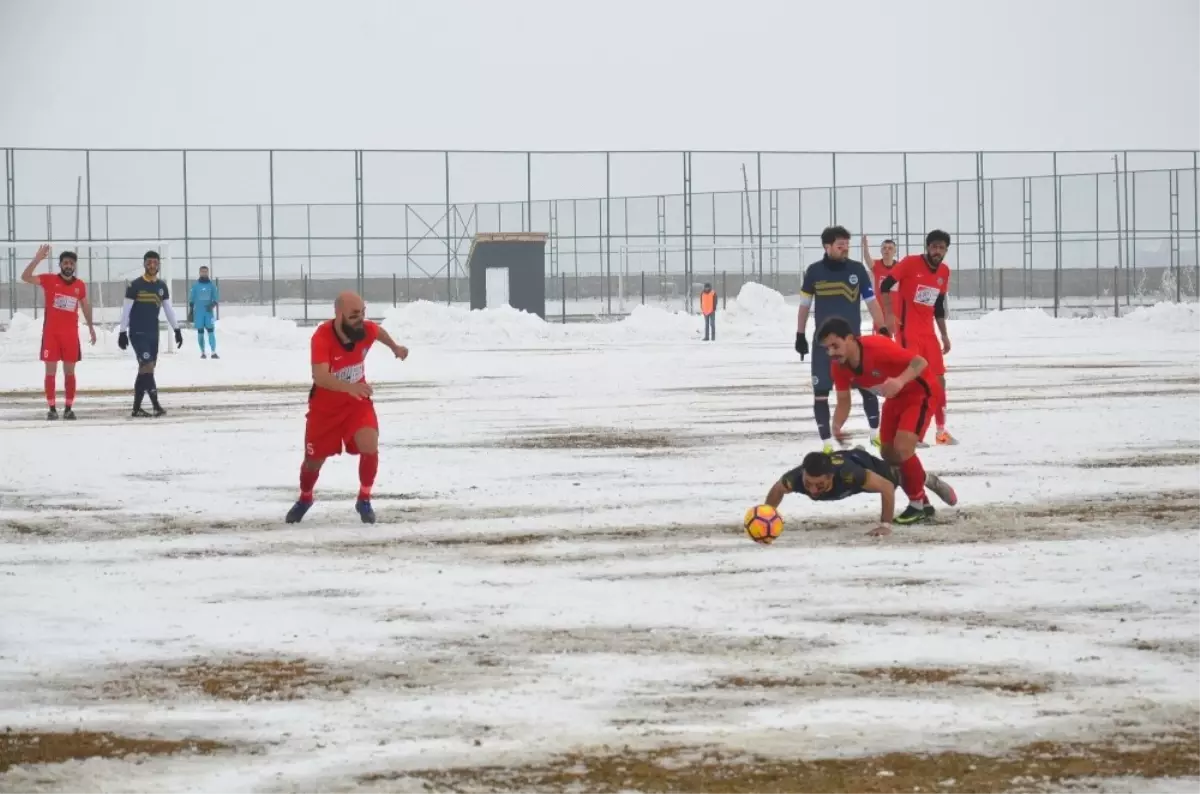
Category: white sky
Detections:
[{"x1": 1, "y1": 0, "x2": 1197, "y2": 152}]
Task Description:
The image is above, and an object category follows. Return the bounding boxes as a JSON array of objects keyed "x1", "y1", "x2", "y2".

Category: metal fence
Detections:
[{"x1": 3, "y1": 149, "x2": 1198, "y2": 322}]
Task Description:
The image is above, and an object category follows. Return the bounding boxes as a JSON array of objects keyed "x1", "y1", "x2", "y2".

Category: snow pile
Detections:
[
  {"x1": 1121, "y1": 301, "x2": 1200, "y2": 333},
  {"x1": 963, "y1": 302, "x2": 1200, "y2": 341},
  {"x1": 209, "y1": 315, "x2": 310, "y2": 348}
]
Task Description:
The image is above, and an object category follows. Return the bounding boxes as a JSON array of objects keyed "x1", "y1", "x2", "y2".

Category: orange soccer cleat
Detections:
[{"x1": 935, "y1": 429, "x2": 957, "y2": 446}]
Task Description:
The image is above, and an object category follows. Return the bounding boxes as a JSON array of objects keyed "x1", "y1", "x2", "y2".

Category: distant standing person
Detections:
[
  {"x1": 189, "y1": 265, "x2": 220, "y2": 359},
  {"x1": 700, "y1": 282, "x2": 717, "y2": 341},
  {"x1": 21, "y1": 244, "x2": 97, "y2": 420},
  {"x1": 795, "y1": 226, "x2": 890, "y2": 453},
  {"x1": 862, "y1": 235, "x2": 900, "y2": 335},
  {"x1": 117, "y1": 251, "x2": 184, "y2": 417}
]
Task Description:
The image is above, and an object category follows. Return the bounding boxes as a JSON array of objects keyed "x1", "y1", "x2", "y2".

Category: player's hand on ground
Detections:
[
  {"x1": 392, "y1": 344, "x2": 409, "y2": 361},
  {"x1": 794, "y1": 332, "x2": 808, "y2": 359},
  {"x1": 346, "y1": 381, "x2": 373, "y2": 400},
  {"x1": 878, "y1": 377, "x2": 905, "y2": 399},
  {"x1": 832, "y1": 425, "x2": 849, "y2": 445},
  {"x1": 941, "y1": 337, "x2": 952, "y2": 354},
  {"x1": 88, "y1": 327, "x2": 97, "y2": 346},
  {"x1": 117, "y1": 331, "x2": 128, "y2": 350},
  {"x1": 867, "y1": 523, "x2": 893, "y2": 537},
  {"x1": 34, "y1": 243, "x2": 51, "y2": 263}
]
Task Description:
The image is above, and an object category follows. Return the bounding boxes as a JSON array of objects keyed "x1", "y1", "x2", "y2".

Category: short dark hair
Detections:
[
  {"x1": 817, "y1": 316, "x2": 855, "y2": 342},
  {"x1": 926, "y1": 229, "x2": 951, "y2": 248},
  {"x1": 801, "y1": 451, "x2": 834, "y2": 478},
  {"x1": 144, "y1": 250, "x2": 160, "y2": 262},
  {"x1": 820, "y1": 225, "x2": 851, "y2": 247},
  {"x1": 59, "y1": 251, "x2": 77, "y2": 263},
  {"x1": 882, "y1": 238, "x2": 896, "y2": 246}
]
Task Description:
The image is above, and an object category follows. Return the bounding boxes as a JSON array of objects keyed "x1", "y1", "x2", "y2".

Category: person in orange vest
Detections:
[{"x1": 700, "y1": 283, "x2": 718, "y2": 341}]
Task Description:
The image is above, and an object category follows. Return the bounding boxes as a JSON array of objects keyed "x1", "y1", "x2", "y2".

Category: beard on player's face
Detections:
[
  {"x1": 340, "y1": 314, "x2": 366, "y2": 341},
  {"x1": 59, "y1": 264, "x2": 76, "y2": 279}
]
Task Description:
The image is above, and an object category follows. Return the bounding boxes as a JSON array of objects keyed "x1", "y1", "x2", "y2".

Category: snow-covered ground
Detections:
[{"x1": 1, "y1": 285, "x2": 1198, "y2": 792}]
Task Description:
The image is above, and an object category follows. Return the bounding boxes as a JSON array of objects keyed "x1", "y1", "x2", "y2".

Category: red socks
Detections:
[
  {"x1": 44, "y1": 375, "x2": 55, "y2": 407},
  {"x1": 65, "y1": 375, "x2": 76, "y2": 407},
  {"x1": 899, "y1": 455, "x2": 928, "y2": 503},
  {"x1": 358, "y1": 454, "x2": 378, "y2": 501},
  {"x1": 299, "y1": 463, "x2": 320, "y2": 502}
]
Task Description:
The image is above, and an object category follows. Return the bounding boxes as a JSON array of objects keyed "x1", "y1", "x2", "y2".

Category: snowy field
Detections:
[{"x1": 1, "y1": 285, "x2": 1198, "y2": 792}]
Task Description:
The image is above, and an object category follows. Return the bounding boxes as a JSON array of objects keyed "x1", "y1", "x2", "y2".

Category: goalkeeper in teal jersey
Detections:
[{"x1": 188, "y1": 266, "x2": 220, "y2": 358}]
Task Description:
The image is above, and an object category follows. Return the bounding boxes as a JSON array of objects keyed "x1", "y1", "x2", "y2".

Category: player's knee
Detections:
[
  {"x1": 302, "y1": 457, "x2": 325, "y2": 471},
  {"x1": 354, "y1": 430, "x2": 379, "y2": 455}
]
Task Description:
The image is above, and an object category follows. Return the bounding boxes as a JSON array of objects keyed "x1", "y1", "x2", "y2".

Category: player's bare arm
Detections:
[
  {"x1": 859, "y1": 470, "x2": 897, "y2": 532},
  {"x1": 865, "y1": 293, "x2": 886, "y2": 332},
  {"x1": 80, "y1": 297, "x2": 97, "y2": 345},
  {"x1": 374, "y1": 326, "x2": 409, "y2": 360},
  {"x1": 879, "y1": 356, "x2": 927, "y2": 398},
  {"x1": 830, "y1": 388, "x2": 853, "y2": 442},
  {"x1": 764, "y1": 479, "x2": 789, "y2": 509},
  {"x1": 935, "y1": 295, "x2": 951, "y2": 353},
  {"x1": 311, "y1": 362, "x2": 372, "y2": 399},
  {"x1": 20, "y1": 244, "x2": 51, "y2": 285}
]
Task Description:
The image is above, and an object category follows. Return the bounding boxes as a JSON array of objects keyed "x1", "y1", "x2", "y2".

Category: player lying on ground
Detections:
[
  {"x1": 117, "y1": 251, "x2": 184, "y2": 417},
  {"x1": 818, "y1": 316, "x2": 957, "y2": 524},
  {"x1": 21, "y1": 244, "x2": 96, "y2": 420},
  {"x1": 795, "y1": 225, "x2": 891, "y2": 453},
  {"x1": 763, "y1": 446, "x2": 957, "y2": 536},
  {"x1": 880, "y1": 229, "x2": 955, "y2": 445},
  {"x1": 287, "y1": 291, "x2": 409, "y2": 525}
]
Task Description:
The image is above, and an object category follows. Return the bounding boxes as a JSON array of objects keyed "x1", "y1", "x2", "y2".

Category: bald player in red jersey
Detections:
[
  {"x1": 286, "y1": 291, "x2": 409, "y2": 525},
  {"x1": 20, "y1": 244, "x2": 97, "y2": 420},
  {"x1": 879, "y1": 229, "x2": 955, "y2": 446},
  {"x1": 818, "y1": 316, "x2": 956, "y2": 525},
  {"x1": 862, "y1": 235, "x2": 901, "y2": 335}
]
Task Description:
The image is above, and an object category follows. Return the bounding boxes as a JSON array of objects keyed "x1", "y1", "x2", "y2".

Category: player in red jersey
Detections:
[
  {"x1": 862, "y1": 235, "x2": 900, "y2": 335},
  {"x1": 817, "y1": 316, "x2": 957, "y2": 525},
  {"x1": 286, "y1": 291, "x2": 409, "y2": 525},
  {"x1": 879, "y1": 229, "x2": 955, "y2": 446},
  {"x1": 20, "y1": 244, "x2": 97, "y2": 420}
]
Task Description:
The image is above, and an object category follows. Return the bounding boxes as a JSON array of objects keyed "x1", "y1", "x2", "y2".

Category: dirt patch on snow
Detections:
[{"x1": 0, "y1": 729, "x2": 229, "y2": 773}]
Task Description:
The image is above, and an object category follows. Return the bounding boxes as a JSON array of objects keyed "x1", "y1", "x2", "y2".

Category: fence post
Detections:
[
  {"x1": 392, "y1": 273, "x2": 397, "y2": 307},
  {"x1": 303, "y1": 274, "x2": 309, "y2": 324},
  {"x1": 999, "y1": 269, "x2": 1004, "y2": 312},
  {"x1": 640, "y1": 271, "x2": 645, "y2": 305},
  {"x1": 1113, "y1": 267, "x2": 1119, "y2": 318},
  {"x1": 561, "y1": 272, "x2": 566, "y2": 324},
  {"x1": 722, "y1": 270, "x2": 727, "y2": 309}
]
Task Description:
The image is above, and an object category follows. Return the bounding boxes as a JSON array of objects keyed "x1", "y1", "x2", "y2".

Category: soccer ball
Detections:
[{"x1": 744, "y1": 504, "x2": 784, "y2": 544}]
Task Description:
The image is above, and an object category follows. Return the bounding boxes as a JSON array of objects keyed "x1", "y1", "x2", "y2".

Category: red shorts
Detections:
[
  {"x1": 900, "y1": 331, "x2": 945, "y2": 377},
  {"x1": 304, "y1": 400, "x2": 378, "y2": 459},
  {"x1": 40, "y1": 327, "x2": 82, "y2": 363},
  {"x1": 880, "y1": 392, "x2": 934, "y2": 445}
]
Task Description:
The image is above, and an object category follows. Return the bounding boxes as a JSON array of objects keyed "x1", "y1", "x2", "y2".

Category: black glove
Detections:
[
  {"x1": 878, "y1": 326, "x2": 892, "y2": 338},
  {"x1": 117, "y1": 331, "x2": 128, "y2": 350},
  {"x1": 174, "y1": 328, "x2": 184, "y2": 348},
  {"x1": 795, "y1": 332, "x2": 808, "y2": 359}
]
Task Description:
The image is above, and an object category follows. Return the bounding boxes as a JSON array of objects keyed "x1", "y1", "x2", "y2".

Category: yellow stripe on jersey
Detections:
[{"x1": 812, "y1": 280, "x2": 861, "y2": 302}]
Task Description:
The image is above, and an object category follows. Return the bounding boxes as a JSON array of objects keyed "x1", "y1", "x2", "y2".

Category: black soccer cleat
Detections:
[
  {"x1": 152, "y1": 406, "x2": 167, "y2": 417},
  {"x1": 355, "y1": 499, "x2": 376, "y2": 524},
  {"x1": 286, "y1": 499, "x2": 313, "y2": 524},
  {"x1": 46, "y1": 407, "x2": 58, "y2": 420},
  {"x1": 131, "y1": 407, "x2": 151, "y2": 418},
  {"x1": 894, "y1": 503, "x2": 933, "y2": 525},
  {"x1": 210, "y1": 353, "x2": 220, "y2": 359},
  {"x1": 201, "y1": 353, "x2": 207, "y2": 359},
  {"x1": 62, "y1": 407, "x2": 76, "y2": 421}
]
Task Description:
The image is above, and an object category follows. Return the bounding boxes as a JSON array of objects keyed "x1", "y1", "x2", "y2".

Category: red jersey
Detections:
[
  {"x1": 309, "y1": 319, "x2": 380, "y2": 412},
  {"x1": 871, "y1": 259, "x2": 901, "y2": 325},
  {"x1": 889, "y1": 254, "x2": 950, "y2": 336},
  {"x1": 38, "y1": 274, "x2": 87, "y2": 331},
  {"x1": 831, "y1": 334, "x2": 933, "y2": 402}
]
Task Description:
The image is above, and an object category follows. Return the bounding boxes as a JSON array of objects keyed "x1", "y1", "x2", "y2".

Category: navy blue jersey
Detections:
[
  {"x1": 800, "y1": 256, "x2": 875, "y2": 332},
  {"x1": 780, "y1": 448, "x2": 897, "y2": 502},
  {"x1": 125, "y1": 277, "x2": 170, "y2": 333}
]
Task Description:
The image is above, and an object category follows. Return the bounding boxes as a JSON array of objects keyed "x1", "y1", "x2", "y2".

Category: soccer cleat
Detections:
[
  {"x1": 152, "y1": 406, "x2": 167, "y2": 417},
  {"x1": 925, "y1": 473, "x2": 958, "y2": 506},
  {"x1": 822, "y1": 442, "x2": 834, "y2": 454},
  {"x1": 935, "y1": 429, "x2": 958, "y2": 446},
  {"x1": 285, "y1": 499, "x2": 313, "y2": 524},
  {"x1": 200, "y1": 353, "x2": 207, "y2": 359},
  {"x1": 894, "y1": 503, "x2": 932, "y2": 525},
  {"x1": 46, "y1": 407, "x2": 58, "y2": 421},
  {"x1": 131, "y1": 407, "x2": 151, "y2": 418},
  {"x1": 355, "y1": 499, "x2": 376, "y2": 524},
  {"x1": 870, "y1": 433, "x2": 882, "y2": 449},
  {"x1": 210, "y1": 353, "x2": 220, "y2": 360},
  {"x1": 62, "y1": 407, "x2": 76, "y2": 421}
]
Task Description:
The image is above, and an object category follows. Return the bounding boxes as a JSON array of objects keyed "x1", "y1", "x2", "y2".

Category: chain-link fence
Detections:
[{"x1": 3, "y1": 149, "x2": 1198, "y2": 324}]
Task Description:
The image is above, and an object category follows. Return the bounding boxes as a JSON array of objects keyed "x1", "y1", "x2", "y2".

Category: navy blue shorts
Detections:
[{"x1": 130, "y1": 330, "x2": 159, "y2": 364}]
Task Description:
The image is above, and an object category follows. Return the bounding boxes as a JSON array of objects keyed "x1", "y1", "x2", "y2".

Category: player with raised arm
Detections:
[
  {"x1": 795, "y1": 226, "x2": 890, "y2": 453},
  {"x1": 188, "y1": 265, "x2": 220, "y2": 359},
  {"x1": 286, "y1": 291, "x2": 409, "y2": 526},
  {"x1": 117, "y1": 251, "x2": 184, "y2": 418},
  {"x1": 816, "y1": 316, "x2": 957, "y2": 524},
  {"x1": 762, "y1": 446, "x2": 957, "y2": 536},
  {"x1": 862, "y1": 235, "x2": 900, "y2": 335},
  {"x1": 21, "y1": 244, "x2": 97, "y2": 420},
  {"x1": 879, "y1": 229, "x2": 955, "y2": 445}
]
